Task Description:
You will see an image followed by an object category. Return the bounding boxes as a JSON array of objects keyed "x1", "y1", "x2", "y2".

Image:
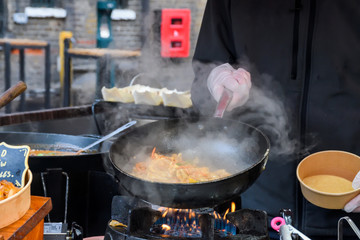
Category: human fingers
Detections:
[
  {"x1": 207, "y1": 64, "x2": 234, "y2": 102},
  {"x1": 233, "y1": 68, "x2": 251, "y2": 88},
  {"x1": 222, "y1": 69, "x2": 251, "y2": 110},
  {"x1": 226, "y1": 83, "x2": 250, "y2": 111},
  {"x1": 344, "y1": 194, "x2": 360, "y2": 213},
  {"x1": 210, "y1": 72, "x2": 239, "y2": 102}
]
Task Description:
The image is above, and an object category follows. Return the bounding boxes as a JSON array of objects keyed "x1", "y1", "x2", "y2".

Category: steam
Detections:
[
  {"x1": 174, "y1": 133, "x2": 257, "y2": 173},
  {"x1": 108, "y1": 118, "x2": 269, "y2": 207},
  {"x1": 243, "y1": 73, "x2": 299, "y2": 157},
  {"x1": 115, "y1": 119, "x2": 264, "y2": 179},
  {"x1": 192, "y1": 59, "x2": 301, "y2": 158}
]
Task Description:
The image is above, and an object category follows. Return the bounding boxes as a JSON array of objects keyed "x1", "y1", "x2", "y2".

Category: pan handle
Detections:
[
  {"x1": 0, "y1": 81, "x2": 27, "y2": 109},
  {"x1": 76, "y1": 120, "x2": 137, "y2": 154}
]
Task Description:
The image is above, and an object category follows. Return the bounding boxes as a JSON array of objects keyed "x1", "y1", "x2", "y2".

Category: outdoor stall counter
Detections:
[{"x1": 0, "y1": 196, "x2": 52, "y2": 240}]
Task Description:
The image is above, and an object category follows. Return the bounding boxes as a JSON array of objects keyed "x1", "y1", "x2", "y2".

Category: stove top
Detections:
[{"x1": 103, "y1": 196, "x2": 269, "y2": 240}]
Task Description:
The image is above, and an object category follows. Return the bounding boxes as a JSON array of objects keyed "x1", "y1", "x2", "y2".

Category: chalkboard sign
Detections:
[{"x1": 0, "y1": 142, "x2": 30, "y2": 187}]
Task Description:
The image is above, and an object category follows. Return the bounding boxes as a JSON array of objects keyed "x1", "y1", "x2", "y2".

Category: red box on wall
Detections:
[{"x1": 161, "y1": 9, "x2": 191, "y2": 58}]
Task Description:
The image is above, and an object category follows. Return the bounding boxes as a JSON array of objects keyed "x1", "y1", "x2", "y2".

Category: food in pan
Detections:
[
  {"x1": 29, "y1": 149, "x2": 77, "y2": 156},
  {"x1": 101, "y1": 85, "x2": 192, "y2": 108},
  {"x1": 131, "y1": 147, "x2": 231, "y2": 183},
  {"x1": 302, "y1": 174, "x2": 354, "y2": 193},
  {"x1": 0, "y1": 180, "x2": 20, "y2": 201}
]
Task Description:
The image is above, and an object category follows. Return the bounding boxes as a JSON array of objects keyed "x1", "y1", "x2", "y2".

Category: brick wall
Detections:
[{"x1": 0, "y1": 0, "x2": 206, "y2": 110}]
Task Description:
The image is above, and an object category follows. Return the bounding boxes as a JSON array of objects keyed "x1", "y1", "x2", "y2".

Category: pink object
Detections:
[
  {"x1": 207, "y1": 63, "x2": 251, "y2": 111},
  {"x1": 271, "y1": 217, "x2": 286, "y2": 232},
  {"x1": 213, "y1": 88, "x2": 233, "y2": 118}
]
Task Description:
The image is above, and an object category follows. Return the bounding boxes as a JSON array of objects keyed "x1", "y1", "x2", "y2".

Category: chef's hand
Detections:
[
  {"x1": 344, "y1": 195, "x2": 360, "y2": 213},
  {"x1": 207, "y1": 63, "x2": 251, "y2": 111}
]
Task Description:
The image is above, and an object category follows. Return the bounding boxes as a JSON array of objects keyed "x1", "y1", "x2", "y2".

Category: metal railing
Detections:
[
  {"x1": 0, "y1": 0, "x2": 4, "y2": 37},
  {"x1": 0, "y1": 39, "x2": 51, "y2": 113}
]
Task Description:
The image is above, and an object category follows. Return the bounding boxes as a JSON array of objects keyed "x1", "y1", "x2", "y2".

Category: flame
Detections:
[
  {"x1": 231, "y1": 202, "x2": 236, "y2": 212},
  {"x1": 162, "y1": 209, "x2": 169, "y2": 217},
  {"x1": 223, "y1": 208, "x2": 230, "y2": 219},
  {"x1": 152, "y1": 204, "x2": 237, "y2": 237},
  {"x1": 223, "y1": 202, "x2": 236, "y2": 221},
  {"x1": 162, "y1": 224, "x2": 171, "y2": 231}
]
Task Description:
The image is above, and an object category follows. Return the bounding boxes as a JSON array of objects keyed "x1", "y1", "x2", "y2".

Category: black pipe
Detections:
[
  {"x1": 45, "y1": 43, "x2": 51, "y2": 108},
  {"x1": 19, "y1": 48, "x2": 25, "y2": 111},
  {"x1": 140, "y1": 0, "x2": 150, "y2": 47},
  {"x1": 4, "y1": 42, "x2": 11, "y2": 113},
  {"x1": 63, "y1": 38, "x2": 71, "y2": 107},
  {"x1": 141, "y1": 0, "x2": 149, "y2": 13}
]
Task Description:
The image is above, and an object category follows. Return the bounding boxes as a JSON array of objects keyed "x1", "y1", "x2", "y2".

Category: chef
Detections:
[{"x1": 191, "y1": 0, "x2": 360, "y2": 239}]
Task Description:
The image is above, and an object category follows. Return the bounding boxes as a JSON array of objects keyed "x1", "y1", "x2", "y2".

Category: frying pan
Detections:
[{"x1": 110, "y1": 117, "x2": 270, "y2": 209}]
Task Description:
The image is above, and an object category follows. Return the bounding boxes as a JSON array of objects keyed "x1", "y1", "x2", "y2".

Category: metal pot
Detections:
[
  {"x1": 0, "y1": 131, "x2": 115, "y2": 234},
  {"x1": 0, "y1": 131, "x2": 112, "y2": 172},
  {"x1": 110, "y1": 117, "x2": 270, "y2": 209}
]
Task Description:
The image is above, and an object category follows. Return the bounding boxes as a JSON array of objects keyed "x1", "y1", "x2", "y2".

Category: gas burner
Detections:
[
  {"x1": 150, "y1": 206, "x2": 237, "y2": 238},
  {"x1": 103, "y1": 196, "x2": 269, "y2": 240}
]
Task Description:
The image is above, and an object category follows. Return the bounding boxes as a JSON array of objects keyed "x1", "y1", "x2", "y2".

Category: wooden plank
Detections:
[
  {"x1": 0, "y1": 196, "x2": 52, "y2": 240},
  {"x1": 22, "y1": 219, "x2": 44, "y2": 240},
  {"x1": 68, "y1": 48, "x2": 141, "y2": 58},
  {"x1": 0, "y1": 38, "x2": 48, "y2": 47},
  {"x1": 0, "y1": 105, "x2": 93, "y2": 126}
]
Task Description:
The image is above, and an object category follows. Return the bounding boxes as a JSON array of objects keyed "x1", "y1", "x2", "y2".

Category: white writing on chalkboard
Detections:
[
  {"x1": 0, "y1": 142, "x2": 30, "y2": 187},
  {"x1": 0, "y1": 171, "x2": 13, "y2": 178}
]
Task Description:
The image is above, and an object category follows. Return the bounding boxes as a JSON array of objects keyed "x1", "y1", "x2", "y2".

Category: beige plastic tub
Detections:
[
  {"x1": 297, "y1": 151, "x2": 360, "y2": 209},
  {"x1": 0, "y1": 169, "x2": 32, "y2": 228}
]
